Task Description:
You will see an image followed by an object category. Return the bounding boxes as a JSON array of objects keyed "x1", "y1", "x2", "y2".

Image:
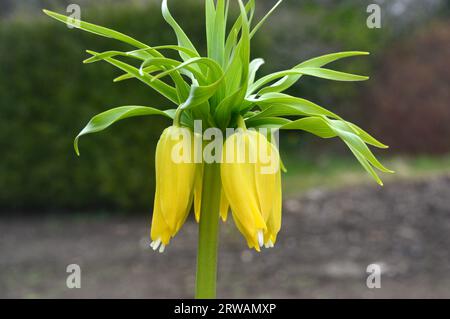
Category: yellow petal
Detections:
[
  {"x1": 221, "y1": 131, "x2": 266, "y2": 250},
  {"x1": 264, "y1": 168, "x2": 282, "y2": 245},
  {"x1": 231, "y1": 211, "x2": 260, "y2": 251},
  {"x1": 150, "y1": 189, "x2": 172, "y2": 245},
  {"x1": 152, "y1": 126, "x2": 196, "y2": 245},
  {"x1": 157, "y1": 126, "x2": 196, "y2": 231}
]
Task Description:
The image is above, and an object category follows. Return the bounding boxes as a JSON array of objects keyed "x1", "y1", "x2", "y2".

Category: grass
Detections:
[{"x1": 282, "y1": 153, "x2": 450, "y2": 197}]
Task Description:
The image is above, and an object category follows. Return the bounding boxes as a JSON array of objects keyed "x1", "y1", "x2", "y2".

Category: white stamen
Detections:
[
  {"x1": 268, "y1": 240, "x2": 274, "y2": 248},
  {"x1": 151, "y1": 238, "x2": 162, "y2": 251},
  {"x1": 264, "y1": 242, "x2": 270, "y2": 249},
  {"x1": 159, "y1": 244, "x2": 166, "y2": 253},
  {"x1": 257, "y1": 231, "x2": 264, "y2": 248}
]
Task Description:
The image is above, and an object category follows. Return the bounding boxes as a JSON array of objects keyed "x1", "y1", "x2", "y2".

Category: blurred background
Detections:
[{"x1": 1, "y1": 0, "x2": 449, "y2": 298}]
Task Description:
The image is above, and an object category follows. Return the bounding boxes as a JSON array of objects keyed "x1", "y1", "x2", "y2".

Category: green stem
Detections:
[
  {"x1": 237, "y1": 115, "x2": 247, "y2": 129},
  {"x1": 173, "y1": 108, "x2": 182, "y2": 127},
  {"x1": 195, "y1": 163, "x2": 222, "y2": 299}
]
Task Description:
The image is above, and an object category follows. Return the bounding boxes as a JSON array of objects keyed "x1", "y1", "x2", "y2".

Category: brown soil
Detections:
[{"x1": 1, "y1": 175, "x2": 450, "y2": 298}]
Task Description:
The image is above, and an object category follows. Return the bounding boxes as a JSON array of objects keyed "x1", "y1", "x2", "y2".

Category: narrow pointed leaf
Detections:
[
  {"x1": 258, "y1": 51, "x2": 370, "y2": 94},
  {"x1": 87, "y1": 51, "x2": 179, "y2": 104},
  {"x1": 251, "y1": 67, "x2": 368, "y2": 94},
  {"x1": 161, "y1": 0, "x2": 200, "y2": 63},
  {"x1": 114, "y1": 66, "x2": 161, "y2": 82},
  {"x1": 248, "y1": 93, "x2": 343, "y2": 120},
  {"x1": 246, "y1": 117, "x2": 291, "y2": 129},
  {"x1": 348, "y1": 145, "x2": 384, "y2": 186},
  {"x1": 43, "y1": 9, "x2": 148, "y2": 49},
  {"x1": 281, "y1": 117, "x2": 336, "y2": 138},
  {"x1": 250, "y1": 0, "x2": 283, "y2": 38},
  {"x1": 332, "y1": 128, "x2": 394, "y2": 174},
  {"x1": 296, "y1": 67, "x2": 369, "y2": 81},
  {"x1": 74, "y1": 106, "x2": 174, "y2": 155},
  {"x1": 180, "y1": 77, "x2": 224, "y2": 111},
  {"x1": 248, "y1": 58, "x2": 265, "y2": 86},
  {"x1": 330, "y1": 120, "x2": 388, "y2": 149},
  {"x1": 151, "y1": 57, "x2": 223, "y2": 85},
  {"x1": 224, "y1": 0, "x2": 255, "y2": 65}
]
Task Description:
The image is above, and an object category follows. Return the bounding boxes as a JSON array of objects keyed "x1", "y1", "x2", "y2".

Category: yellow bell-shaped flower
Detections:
[
  {"x1": 221, "y1": 129, "x2": 282, "y2": 251},
  {"x1": 150, "y1": 126, "x2": 196, "y2": 253}
]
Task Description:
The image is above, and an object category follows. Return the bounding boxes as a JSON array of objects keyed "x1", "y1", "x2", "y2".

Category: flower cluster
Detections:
[{"x1": 150, "y1": 124, "x2": 282, "y2": 252}]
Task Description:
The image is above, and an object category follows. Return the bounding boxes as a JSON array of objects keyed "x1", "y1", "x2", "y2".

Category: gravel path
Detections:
[{"x1": 1, "y1": 175, "x2": 450, "y2": 298}]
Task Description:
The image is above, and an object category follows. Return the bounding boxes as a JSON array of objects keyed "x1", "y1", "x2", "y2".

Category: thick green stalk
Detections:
[{"x1": 195, "y1": 162, "x2": 222, "y2": 299}]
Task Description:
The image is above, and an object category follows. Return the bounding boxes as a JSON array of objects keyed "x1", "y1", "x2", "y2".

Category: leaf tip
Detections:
[
  {"x1": 74, "y1": 137, "x2": 81, "y2": 156},
  {"x1": 42, "y1": 9, "x2": 56, "y2": 18}
]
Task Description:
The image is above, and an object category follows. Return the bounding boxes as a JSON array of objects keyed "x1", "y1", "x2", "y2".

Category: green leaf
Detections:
[
  {"x1": 43, "y1": 9, "x2": 148, "y2": 49},
  {"x1": 347, "y1": 144, "x2": 384, "y2": 186},
  {"x1": 74, "y1": 106, "x2": 174, "y2": 156},
  {"x1": 214, "y1": 89, "x2": 245, "y2": 129},
  {"x1": 248, "y1": 58, "x2": 265, "y2": 86},
  {"x1": 332, "y1": 127, "x2": 394, "y2": 174},
  {"x1": 89, "y1": 46, "x2": 198, "y2": 64},
  {"x1": 246, "y1": 117, "x2": 291, "y2": 129},
  {"x1": 150, "y1": 57, "x2": 223, "y2": 85},
  {"x1": 180, "y1": 77, "x2": 224, "y2": 111},
  {"x1": 138, "y1": 56, "x2": 202, "y2": 83},
  {"x1": 330, "y1": 120, "x2": 388, "y2": 149},
  {"x1": 161, "y1": 0, "x2": 200, "y2": 64},
  {"x1": 86, "y1": 51, "x2": 179, "y2": 104},
  {"x1": 296, "y1": 67, "x2": 368, "y2": 81},
  {"x1": 257, "y1": 51, "x2": 370, "y2": 94},
  {"x1": 138, "y1": 45, "x2": 198, "y2": 59},
  {"x1": 83, "y1": 48, "x2": 191, "y2": 102},
  {"x1": 206, "y1": 0, "x2": 226, "y2": 67},
  {"x1": 222, "y1": 0, "x2": 251, "y2": 112},
  {"x1": 83, "y1": 50, "x2": 142, "y2": 64},
  {"x1": 250, "y1": 0, "x2": 283, "y2": 38},
  {"x1": 206, "y1": 0, "x2": 216, "y2": 60},
  {"x1": 248, "y1": 93, "x2": 344, "y2": 120},
  {"x1": 237, "y1": 0, "x2": 250, "y2": 85},
  {"x1": 282, "y1": 117, "x2": 336, "y2": 138},
  {"x1": 84, "y1": 46, "x2": 188, "y2": 64},
  {"x1": 299, "y1": 51, "x2": 370, "y2": 68},
  {"x1": 250, "y1": 67, "x2": 368, "y2": 94},
  {"x1": 224, "y1": 28, "x2": 238, "y2": 67},
  {"x1": 113, "y1": 65, "x2": 161, "y2": 82},
  {"x1": 281, "y1": 116, "x2": 393, "y2": 185},
  {"x1": 224, "y1": 0, "x2": 255, "y2": 66}
]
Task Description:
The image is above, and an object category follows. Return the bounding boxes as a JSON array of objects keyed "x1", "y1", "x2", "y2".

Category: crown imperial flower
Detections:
[
  {"x1": 150, "y1": 126, "x2": 196, "y2": 252},
  {"x1": 221, "y1": 129, "x2": 282, "y2": 251}
]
